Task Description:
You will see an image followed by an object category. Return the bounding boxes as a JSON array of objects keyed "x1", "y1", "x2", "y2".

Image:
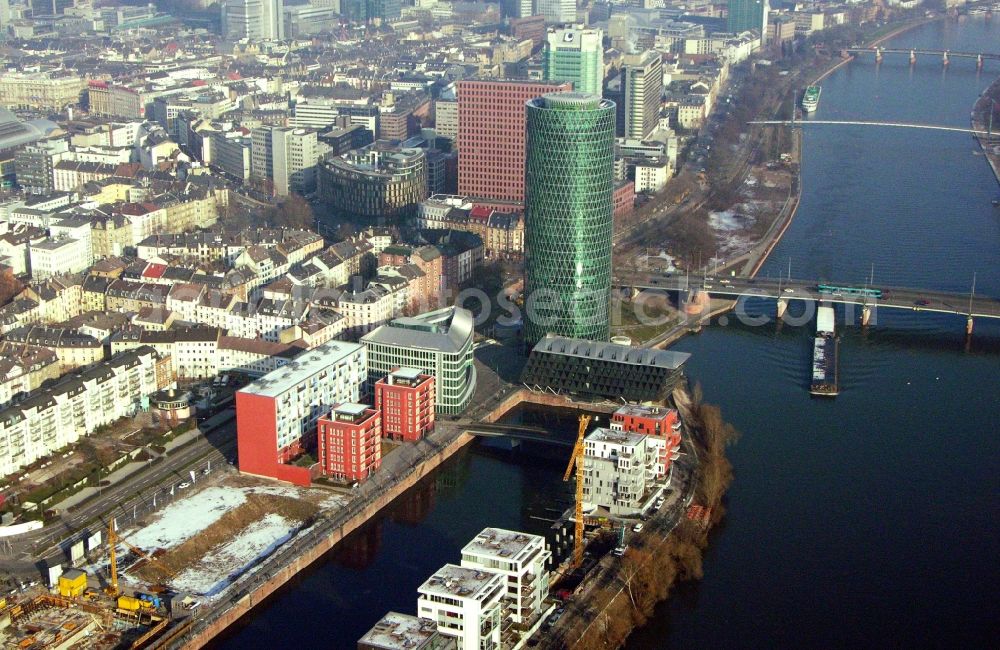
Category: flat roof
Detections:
[
  {"x1": 587, "y1": 427, "x2": 646, "y2": 448},
  {"x1": 334, "y1": 402, "x2": 369, "y2": 416},
  {"x1": 362, "y1": 306, "x2": 473, "y2": 354},
  {"x1": 418, "y1": 563, "x2": 500, "y2": 600},
  {"x1": 358, "y1": 612, "x2": 440, "y2": 650},
  {"x1": 462, "y1": 527, "x2": 543, "y2": 562},
  {"x1": 613, "y1": 404, "x2": 676, "y2": 421},
  {"x1": 390, "y1": 367, "x2": 424, "y2": 380},
  {"x1": 237, "y1": 340, "x2": 363, "y2": 399},
  {"x1": 532, "y1": 335, "x2": 690, "y2": 370}
]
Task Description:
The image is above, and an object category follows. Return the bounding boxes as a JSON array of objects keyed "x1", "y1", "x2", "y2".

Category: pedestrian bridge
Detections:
[
  {"x1": 750, "y1": 119, "x2": 992, "y2": 136},
  {"x1": 463, "y1": 422, "x2": 573, "y2": 447}
]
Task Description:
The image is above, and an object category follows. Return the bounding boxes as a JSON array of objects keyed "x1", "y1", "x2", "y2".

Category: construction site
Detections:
[{"x1": 0, "y1": 471, "x2": 348, "y2": 650}]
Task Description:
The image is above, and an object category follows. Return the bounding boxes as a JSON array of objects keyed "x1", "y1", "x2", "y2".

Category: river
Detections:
[{"x1": 213, "y1": 17, "x2": 1000, "y2": 649}]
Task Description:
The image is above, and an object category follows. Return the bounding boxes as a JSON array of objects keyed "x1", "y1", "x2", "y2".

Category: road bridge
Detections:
[{"x1": 616, "y1": 273, "x2": 1000, "y2": 332}]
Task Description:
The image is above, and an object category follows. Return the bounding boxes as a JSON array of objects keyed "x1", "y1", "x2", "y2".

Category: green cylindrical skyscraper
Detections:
[{"x1": 524, "y1": 92, "x2": 615, "y2": 346}]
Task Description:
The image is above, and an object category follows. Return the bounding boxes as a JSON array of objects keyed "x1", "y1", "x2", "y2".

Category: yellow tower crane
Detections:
[
  {"x1": 562, "y1": 413, "x2": 592, "y2": 569},
  {"x1": 105, "y1": 520, "x2": 176, "y2": 598}
]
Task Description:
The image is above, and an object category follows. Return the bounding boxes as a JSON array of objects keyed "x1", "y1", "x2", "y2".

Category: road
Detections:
[
  {"x1": 0, "y1": 421, "x2": 237, "y2": 574},
  {"x1": 617, "y1": 273, "x2": 1000, "y2": 320}
]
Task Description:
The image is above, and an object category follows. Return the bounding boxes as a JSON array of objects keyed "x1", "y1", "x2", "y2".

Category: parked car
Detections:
[{"x1": 633, "y1": 522, "x2": 644, "y2": 533}]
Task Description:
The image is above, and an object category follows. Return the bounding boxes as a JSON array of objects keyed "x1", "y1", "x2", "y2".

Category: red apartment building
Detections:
[
  {"x1": 456, "y1": 79, "x2": 571, "y2": 203},
  {"x1": 317, "y1": 403, "x2": 382, "y2": 482},
  {"x1": 611, "y1": 404, "x2": 682, "y2": 477},
  {"x1": 375, "y1": 367, "x2": 435, "y2": 442}
]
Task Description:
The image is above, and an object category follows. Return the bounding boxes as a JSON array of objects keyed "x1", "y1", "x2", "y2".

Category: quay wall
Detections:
[{"x1": 180, "y1": 430, "x2": 476, "y2": 649}]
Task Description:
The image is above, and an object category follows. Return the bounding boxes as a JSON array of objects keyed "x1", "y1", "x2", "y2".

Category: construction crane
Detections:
[
  {"x1": 562, "y1": 414, "x2": 592, "y2": 570},
  {"x1": 106, "y1": 520, "x2": 175, "y2": 598}
]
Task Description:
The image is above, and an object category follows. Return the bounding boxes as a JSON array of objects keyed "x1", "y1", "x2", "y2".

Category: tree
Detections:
[
  {"x1": 273, "y1": 193, "x2": 315, "y2": 230},
  {"x1": 0, "y1": 268, "x2": 24, "y2": 306}
]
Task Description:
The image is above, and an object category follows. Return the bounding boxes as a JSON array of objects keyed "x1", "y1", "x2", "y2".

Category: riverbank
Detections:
[
  {"x1": 165, "y1": 426, "x2": 476, "y2": 649},
  {"x1": 537, "y1": 383, "x2": 736, "y2": 650}
]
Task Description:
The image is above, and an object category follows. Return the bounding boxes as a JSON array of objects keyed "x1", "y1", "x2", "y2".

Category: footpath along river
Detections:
[{"x1": 213, "y1": 16, "x2": 1000, "y2": 649}]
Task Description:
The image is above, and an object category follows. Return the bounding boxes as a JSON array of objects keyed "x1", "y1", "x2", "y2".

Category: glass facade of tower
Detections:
[{"x1": 524, "y1": 93, "x2": 615, "y2": 346}]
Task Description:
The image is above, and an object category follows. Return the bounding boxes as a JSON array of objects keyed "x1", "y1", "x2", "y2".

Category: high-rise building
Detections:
[
  {"x1": 536, "y1": 0, "x2": 575, "y2": 24},
  {"x1": 544, "y1": 26, "x2": 604, "y2": 96},
  {"x1": 456, "y1": 79, "x2": 571, "y2": 204},
  {"x1": 252, "y1": 126, "x2": 319, "y2": 196},
  {"x1": 622, "y1": 50, "x2": 663, "y2": 140},
  {"x1": 727, "y1": 0, "x2": 769, "y2": 43},
  {"x1": 30, "y1": 0, "x2": 74, "y2": 15},
  {"x1": 501, "y1": 0, "x2": 533, "y2": 19},
  {"x1": 523, "y1": 93, "x2": 615, "y2": 345},
  {"x1": 222, "y1": 0, "x2": 284, "y2": 41}
]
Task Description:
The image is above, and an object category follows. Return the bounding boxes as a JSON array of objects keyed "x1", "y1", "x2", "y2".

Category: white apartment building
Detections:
[
  {"x1": 29, "y1": 237, "x2": 90, "y2": 279},
  {"x1": 0, "y1": 347, "x2": 161, "y2": 478},
  {"x1": 634, "y1": 159, "x2": 671, "y2": 193},
  {"x1": 417, "y1": 564, "x2": 506, "y2": 650},
  {"x1": 460, "y1": 528, "x2": 551, "y2": 626},
  {"x1": 583, "y1": 427, "x2": 655, "y2": 517}
]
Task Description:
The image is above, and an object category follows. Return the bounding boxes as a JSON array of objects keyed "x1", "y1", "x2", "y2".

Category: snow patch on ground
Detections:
[
  {"x1": 170, "y1": 513, "x2": 299, "y2": 598},
  {"x1": 708, "y1": 210, "x2": 743, "y2": 232},
  {"x1": 124, "y1": 487, "x2": 247, "y2": 550}
]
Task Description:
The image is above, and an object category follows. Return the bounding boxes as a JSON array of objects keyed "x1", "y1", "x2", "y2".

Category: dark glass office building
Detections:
[{"x1": 523, "y1": 92, "x2": 615, "y2": 346}]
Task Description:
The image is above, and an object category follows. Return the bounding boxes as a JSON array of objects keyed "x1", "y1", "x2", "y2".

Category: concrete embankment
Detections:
[{"x1": 173, "y1": 429, "x2": 475, "y2": 649}]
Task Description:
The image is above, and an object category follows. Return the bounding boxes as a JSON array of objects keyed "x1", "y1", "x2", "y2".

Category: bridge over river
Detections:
[{"x1": 616, "y1": 273, "x2": 1000, "y2": 331}]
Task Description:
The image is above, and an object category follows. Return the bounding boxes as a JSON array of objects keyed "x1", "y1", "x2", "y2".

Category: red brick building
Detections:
[
  {"x1": 375, "y1": 368, "x2": 435, "y2": 442},
  {"x1": 456, "y1": 79, "x2": 571, "y2": 203},
  {"x1": 317, "y1": 403, "x2": 382, "y2": 482},
  {"x1": 613, "y1": 180, "x2": 636, "y2": 221}
]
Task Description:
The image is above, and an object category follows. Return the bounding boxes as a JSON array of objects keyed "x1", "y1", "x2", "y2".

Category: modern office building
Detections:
[
  {"x1": 456, "y1": 79, "x2": 571, "y2": 204},
  {"x1": 521, "y1": 335, "x2": 691, "y2": 402},
  {"x1": 583, "y1": 427, "x2": 654, "y2": 517},
  {"x1": 544, "y1": 26, "x2": 604, "y2": 96},
  {"x1": 30, "y1": 0, "x2": 74, "y2": 16},
  {"x1": 317, "y1": 141, "x2": 427, "y2": 222},
  {"x1": 460, "y1": 528, "x2": 551, "y2": 625},
  {"x1": 374, "y1": 367, "x2": 435, "y2": 442},
  {"x1": 536, "y1": 0, "x2": 575, "y2": 24},
  {"x1": 222, "y1": 0, "x2": 284, "y2": 41},
  {"x1": 251, "y1": 126, "x2": 318, "y2": 196},
  {"x1": 361, "y1": 307, "x2": 475, "y2": 415},
  {"x1": 727, "y1": 0, "x2": 769, "y2": 43},
  {"x1": 317, "y1": 403, "x2": 381, "y2": 481},
  {"x1": 523, "y1": 92, "x2": 615, "y2": 345},
  {"x1": 622, "y1": 51, "x2": 663, "y2": 140},
  {"x1": 236, "y1": 341, "x2": 367, "y2": 485},
  {"x1": 417, "y1": 564, "x2": 506, "y2": 650}
]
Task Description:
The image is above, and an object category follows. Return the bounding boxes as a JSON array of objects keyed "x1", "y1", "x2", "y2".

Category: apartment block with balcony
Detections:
[
  {"x1": 460, "y1": 528, "x2": 551, "y2": 628},
  {"x1": 317, "y1": 403, "x2": 381, "y2": 482},
  {"x1": 374, "y1": 367, "x2": 435, "y2": 442},
  {"x1": 417, "y1": 564, "x2": 506, "y2": 650},
  {"x1": 583, "y1": 427, "x2": 655, "y2": 517}
]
